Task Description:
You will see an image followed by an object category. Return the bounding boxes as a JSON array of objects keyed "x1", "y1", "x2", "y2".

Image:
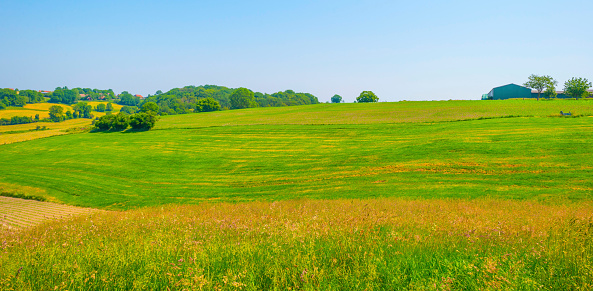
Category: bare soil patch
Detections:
[{"x1": 0, "y1": 196, "x2": 103, "y2": 229}]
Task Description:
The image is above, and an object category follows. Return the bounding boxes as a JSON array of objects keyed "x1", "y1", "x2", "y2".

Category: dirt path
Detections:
[{"x1": 0, "y1": 196, "x2": 103, "y2": 229}]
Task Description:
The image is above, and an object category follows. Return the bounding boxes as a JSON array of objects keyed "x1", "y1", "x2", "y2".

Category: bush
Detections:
[
  {"x1": 129, "y1": 113, "x2": 157, "y2": 130},
  {"x1": 111, "y1": 113, "x2": 130, "y2": 131},
  {"x1": 94, "y1": 115, "x2": 116, "y2": 131},
  {"x1": 93, "y1": 113, "x2": 129, "y2": 131}
]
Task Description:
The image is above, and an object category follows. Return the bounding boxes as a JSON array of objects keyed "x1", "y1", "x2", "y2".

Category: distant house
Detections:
[
  {"x1": 135, "y1": 94, "x2": 143, "y2": 99},
  {"x1": 483, "y1": 84, "x2": 593, "y2": 100}
]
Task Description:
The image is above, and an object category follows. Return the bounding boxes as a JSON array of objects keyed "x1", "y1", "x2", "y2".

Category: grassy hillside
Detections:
[
  {"x1": 1, "y1": 100, "x2": 592, "y2": 209},
  {"x1": 158, "y1": 99, "x2": 593, "y2": 128},
  {"x1": 2, "y1": 99, "x2": 593, "y2": 289}
]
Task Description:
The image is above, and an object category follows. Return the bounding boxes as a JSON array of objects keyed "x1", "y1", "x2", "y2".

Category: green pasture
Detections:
[
  {"x1": 1, "y1": 100, "x2": 592, "y2": 209},
  {"x1": 158, "y1": 99, "x2": 593, "y2": 128}
]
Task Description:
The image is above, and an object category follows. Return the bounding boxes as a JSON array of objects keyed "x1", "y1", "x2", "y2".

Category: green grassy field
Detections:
[
  {"x1": 1, "y1": 99, "x2": 593, "y2": 289},
  {"x1": 1, "y1": 102, "x2": 592, "y2": 209}
]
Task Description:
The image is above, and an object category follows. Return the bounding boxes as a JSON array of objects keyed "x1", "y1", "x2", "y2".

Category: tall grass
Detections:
[{"x1": 1, "y1": 199, "x2": 592, "y2": 290}]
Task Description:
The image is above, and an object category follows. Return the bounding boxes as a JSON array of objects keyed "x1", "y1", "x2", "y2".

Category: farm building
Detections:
[
  {"x1": 482, "y1": 84, "x2": 531, "y2": 100},
  {"x1": 482, "y1": 83, "x2": 593, "y2": 100}
]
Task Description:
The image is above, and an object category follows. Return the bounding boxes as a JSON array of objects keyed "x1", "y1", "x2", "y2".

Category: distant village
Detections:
[{"x1": 5, "y1": 88, "x2": 144, "y2": 101}]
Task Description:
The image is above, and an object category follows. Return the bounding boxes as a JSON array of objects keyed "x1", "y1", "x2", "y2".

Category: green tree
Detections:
[
  {"x1": 523, "y1": 75, "x2": 557, "y2": 101},
  {"x1": 48, "y1": 105, "x2": 64, "y2": 122},
  {"x1": 129, "y1": 113, "x2": 158, "y2": 130},
  {"x1": 331, "y1": 94, "x2": 343, "y2": 103},
  {"x1": 73, "y1": 102, "x2": 92, "y2": 118},
  {"x1": 140, "y1": 102, "x2": 159, "y2": 114},
  {"x1": 0, "y1": 88, "x2": 26, "y2": 107},
  {"x1": 118, "y1": 91, "x2": 140, "y2": 106},
  {"x1": 563, "y1": 77, "x2": 592, "y2": 99},
  {"x1": 544, "y1": 86, "x2": 557, "y2": 99},
  {"x1": 120, "y1": 106, "x2": 139, "y2": 115},
  {"x1": 95, "y1": 103, "x2": 106, "y2": 112},
  {"x1": 356, "y1": 91, "x2": 379, "y2": 103},
  {"x1": 229, "y1": 88, "x2": 255, "y2": 109},
  {"x1": 196, "y1": 97, "x2": 221, "y2": 112},
  {"x1": 106, "y1": 102, "x2": 114, "y2": 111}
]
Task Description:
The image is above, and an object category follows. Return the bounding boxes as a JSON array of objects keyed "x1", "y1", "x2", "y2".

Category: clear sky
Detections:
[{"x1": 1, "y1": 0, "x2": 591, "y2": 102}]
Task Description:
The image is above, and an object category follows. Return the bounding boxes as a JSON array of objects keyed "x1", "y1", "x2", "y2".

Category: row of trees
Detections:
[
  {"x1": 0, "y1": 115, "x2": 36, "y2": 126},
  {"x1": 94, "y1": 102, "x2": 114, "y2": 112},
  {"x1": 49, "y1": 87, "x2": 115, "y2": 104},
  {"x1": 48, "y1": 103, "x2": 93, "y2": 122},
  {"x1": 136, "y1": 85, "x2": 319, "y2": 115},
  {"x1": 524, "y1": 75, "x2": 592, "y2": 100}
]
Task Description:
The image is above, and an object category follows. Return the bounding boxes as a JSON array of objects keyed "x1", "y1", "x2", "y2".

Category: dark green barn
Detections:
[{"x1": 482, "y1": 84, "x2": 531, "y2": 100}]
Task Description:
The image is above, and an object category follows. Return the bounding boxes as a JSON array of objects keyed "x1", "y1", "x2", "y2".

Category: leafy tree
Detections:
[
  {"x1": 0, "y1": 101, "x2": 5, "y2": 110},
  {"x1": 129, "y1": 112, "x2": 158, "y2": 130},
  {"x1": 523, "y1": 75, "x2": 557, "y2": 101},
  {"x1": 34, "y1": 114, "x2": 39, "y2": 121},
  {"x1": 229, "y1": 88, "x2": 255, "y2": 109},
  {"x1": 356, "y1": 91, "x2": 379, "y2": 103},
  {"x1": 331, "y1": 94, "x2": 343, "y2": 103},
  {"x1": 95, "y1": 103, "x2": 106, "y2": 112},
  {"x1": 73, "y1": 102, "x2": 92, "y2": 118},
  {"x1": 48, "y1": 105, "x2": 64, "y2": 122},
  {"x1": 563, "y1": 77, "x2": 592, "y2": 99},
  {"x1": 0, "y1": 88, "x2": 26, "y2": 107},
  {"x1": 118, "y1": 91, "x2": 140, "y2": 106},
  {"x1": 65, "y1": 111, "x2": 73, "y2": 119},
  {"x1": 50, "y1": 87, "x2": 64, "y2": 103},
  {"x1": 140, "y1": 102, "x2": 159, "y2": 114},
  {"x1": 196, "y1": 97, "x2": 221, "y2": 112},
  {"x1": 120, "y1": 106, "x2": 139, "y2": 115},
  {"x1": 19, "y1": 90, "x2": 44, "y2": 103},
  {"x1": 106, "y1": 102, "x2": 114, "y2": 111},
  {"x1": 544, "y1": 86, "x2": 557, "y2": 99}
]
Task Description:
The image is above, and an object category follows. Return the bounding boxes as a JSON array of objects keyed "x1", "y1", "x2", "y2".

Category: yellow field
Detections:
[
  {"x1": 0, "y1": 101, "x2": 122, "y2": 143},
  {"x1": 0, "y1": 119, "x2": 92, "y2": 144},
  {"x1": 0, "y1": 104, "x2": 74, "y2": 120}
]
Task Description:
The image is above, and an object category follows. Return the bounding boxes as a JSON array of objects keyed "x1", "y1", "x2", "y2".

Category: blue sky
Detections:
[{"x1": 1, "y1": 0, "x2": 591, "y2": 102}]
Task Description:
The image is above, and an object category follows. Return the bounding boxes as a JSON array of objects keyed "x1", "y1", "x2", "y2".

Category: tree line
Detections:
[
  {"x1": 129, "y1": 85, "x2": 319, "y2": 116},
  {"x1": 0, "y1": 89, "x2": 44, "y2": 109}
]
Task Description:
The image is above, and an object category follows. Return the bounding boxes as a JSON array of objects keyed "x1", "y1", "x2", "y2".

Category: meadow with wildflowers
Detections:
[
  {"x1": 1, "y1": 199, "x2": 592, "y2": 290},
  {"x1": 1, "y1": 99, "x2": 593, "y2": 289}
]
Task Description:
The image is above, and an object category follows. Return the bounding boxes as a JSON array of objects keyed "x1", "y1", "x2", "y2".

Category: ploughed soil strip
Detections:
[{"x1": 0, "y1": 196, "x2": 102, "y2": 229}]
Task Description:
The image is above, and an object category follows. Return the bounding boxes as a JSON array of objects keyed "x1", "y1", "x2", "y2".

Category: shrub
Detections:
[
  {"x1": 93, "y1": 113, "x2": 129, "y2": 131},
  {"x1": 129, "y1": 113, "x2": 157, "y2": 130},
  {"x1": 111, "y1": 113, "x2": 130, "y2": 131},
  {"x1": 94, "y1": 115, "x2": 116, "y2": 131}
]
